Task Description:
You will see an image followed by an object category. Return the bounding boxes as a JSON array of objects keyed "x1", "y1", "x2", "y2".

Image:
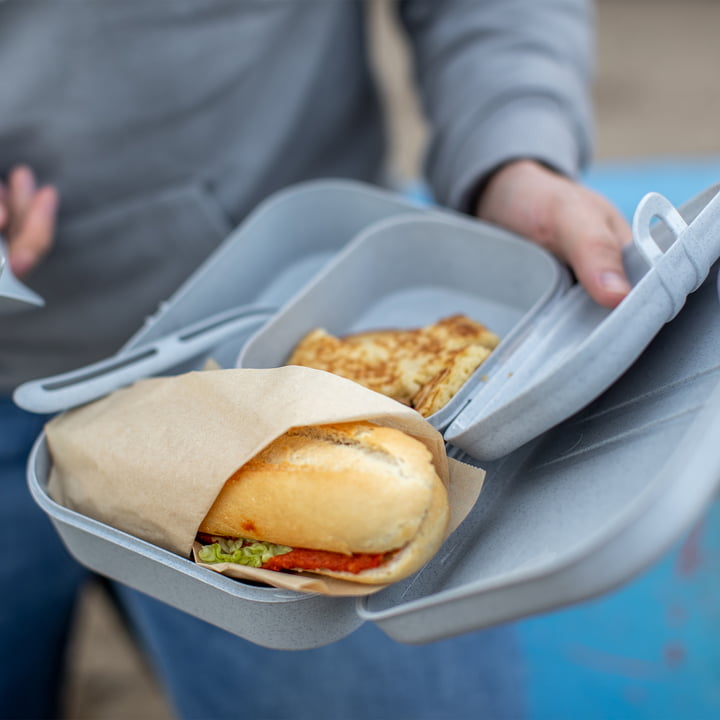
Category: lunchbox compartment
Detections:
[
  {"x1": 238, "y1": 213, "x2": 568, "y2": 430},
  {"x1": 29, "y1": 431, "x2": 365, "y2": 650}
]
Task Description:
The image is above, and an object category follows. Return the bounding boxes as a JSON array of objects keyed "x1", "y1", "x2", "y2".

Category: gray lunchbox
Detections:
[{"x1": 16, "y1": 179, "x2": 720, "y2": 649}]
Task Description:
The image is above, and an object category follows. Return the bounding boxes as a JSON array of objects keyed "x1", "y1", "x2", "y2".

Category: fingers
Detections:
[
  {"x1": 2, "y1": 166, "x2": 59, "y2": 277},
  {"x1": 562, "y1": 222, "x2": 631, "y2": 308},
  {"x1": 8, "y1": 165, "x2": 36, "y2": 236},
  {"x1": 9, "y1": 185, "x2": 59, "y2": 276},
  {"x1": 556, "y1": 199, "x2": 632, "y2": 309}
]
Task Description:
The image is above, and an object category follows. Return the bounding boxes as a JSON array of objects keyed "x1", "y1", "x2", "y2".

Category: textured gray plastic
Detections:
[
  {"x1": 24, "y1": 180, "x2": 720, "y2": 649},
  {"x1": 360, "y1": 268, "x2": 720, "y2": 642},
  {"x1": 238, "y1": 212, "x2": 570, "y2": 433},
  {"x1": 445, "y1": 186, "x2": 720, "y2": 458}
]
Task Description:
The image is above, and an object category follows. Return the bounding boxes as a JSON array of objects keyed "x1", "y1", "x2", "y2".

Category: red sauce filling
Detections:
[{"x1": 263, "y1": 548, "x2": 390, "y2": 574}]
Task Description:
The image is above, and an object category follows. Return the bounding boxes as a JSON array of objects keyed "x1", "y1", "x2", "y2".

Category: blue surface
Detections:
[
  {"x1": 518, "y1": 156, "x2": 720, "y2": 720},
  {"x1": 584, "y1": 156, "x2": 720, "y2": 219},
  {"x1": 518, "y1": 503, "x2": 720, "y2": 720}
]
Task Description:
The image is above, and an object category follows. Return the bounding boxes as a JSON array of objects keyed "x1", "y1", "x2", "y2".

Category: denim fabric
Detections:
[
  {"x1": 117, "y1": 583, "x2": 526, "y2": 720},
  {"x1": 0, "y1": 397, "x2": 525, "y2": 720},
  {"x1": 0, "y1": 399, "x2": 89, "y2": 718}
]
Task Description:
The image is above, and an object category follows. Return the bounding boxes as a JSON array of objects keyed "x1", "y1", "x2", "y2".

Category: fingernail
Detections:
[
  {"x1": 10, "y1": 249, "x2": 36, "y2": 277},
  {"x1": 599, "y1": 271, "x2": 631, "y2": 295}
]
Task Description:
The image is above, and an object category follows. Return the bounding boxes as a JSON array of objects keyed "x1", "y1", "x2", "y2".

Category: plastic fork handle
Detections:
[{"x1": 13, "y1": 306, "x2": 274, "y2": 414}]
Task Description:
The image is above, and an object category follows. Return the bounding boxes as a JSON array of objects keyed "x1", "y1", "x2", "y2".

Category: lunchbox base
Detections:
[{"x1": 28, "y1": 437, "x2": 364, "y2": 651}]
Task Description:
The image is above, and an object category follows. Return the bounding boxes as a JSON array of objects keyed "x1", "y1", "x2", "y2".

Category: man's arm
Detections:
[
  {"x1": 398, "y1": 0, "x2": 630, "y2": 307},
  {"x1": 0, "y1": 165, "x2": 58, "y2": 277}
]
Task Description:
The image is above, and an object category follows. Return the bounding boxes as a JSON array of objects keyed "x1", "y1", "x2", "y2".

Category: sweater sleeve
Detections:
[{"x1": 398, "y1": 0, "x2": 595, "y2": 211}]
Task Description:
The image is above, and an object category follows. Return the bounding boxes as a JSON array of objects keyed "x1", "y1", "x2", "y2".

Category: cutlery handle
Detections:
[{"x1": 13, "y1": 305, "x2": 273, "y2": 413}]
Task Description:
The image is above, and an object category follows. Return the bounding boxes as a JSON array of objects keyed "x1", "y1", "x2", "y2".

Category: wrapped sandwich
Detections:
[
  {"x1": 45, "y1": 366, "x2": 482, "y2": 595},
  {"x1": 196, "y1": 421, "x2": 450, "y2": 584}
]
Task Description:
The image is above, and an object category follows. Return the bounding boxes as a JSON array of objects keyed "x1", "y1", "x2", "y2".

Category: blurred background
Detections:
[{"x1": 62, "y1": 1, "x2": 720, "y2": 718}]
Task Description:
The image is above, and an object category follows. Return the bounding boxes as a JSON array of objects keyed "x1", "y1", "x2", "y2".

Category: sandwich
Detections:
[
  {"x1": 287, "y1": 314, "x2": 500, "y2": 416},
  {"x1": 196, "y1": 420, "x2": 449, "y2": 584}
]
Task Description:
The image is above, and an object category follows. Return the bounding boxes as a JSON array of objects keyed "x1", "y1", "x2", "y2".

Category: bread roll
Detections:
[{"x1": 199, "y1": 421, "x2": 450, "y2": 584}]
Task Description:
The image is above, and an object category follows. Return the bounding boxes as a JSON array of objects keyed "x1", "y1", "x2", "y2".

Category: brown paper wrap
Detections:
[{"x1": 46, "y1": 366, "x2": 484, "y2": 596}]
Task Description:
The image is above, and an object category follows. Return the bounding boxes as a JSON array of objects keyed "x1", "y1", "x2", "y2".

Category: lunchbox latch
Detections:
[{"x1": 632, "y1": 190, "x2": 720, "y2": 319}]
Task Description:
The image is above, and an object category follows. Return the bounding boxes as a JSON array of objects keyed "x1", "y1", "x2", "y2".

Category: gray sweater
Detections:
[{"x1": 0, "y1": 0, "x2": 593, "y2": 391}]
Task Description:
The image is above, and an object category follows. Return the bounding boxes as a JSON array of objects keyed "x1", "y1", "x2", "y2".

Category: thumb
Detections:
[{"x1": 564, "y1": 222, "x2": 632, "y2": 308}]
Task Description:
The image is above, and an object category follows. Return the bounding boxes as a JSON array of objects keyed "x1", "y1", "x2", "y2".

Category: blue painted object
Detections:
[
  {"x1": 516, "y1": 157, "x2": 720, "y2": 720},
  {"x1": 585, "y1": 156, "x2": 720, "y2": 219},
  {"x1": 518, "y1": 503, "x2": 720, "y2": 719}
]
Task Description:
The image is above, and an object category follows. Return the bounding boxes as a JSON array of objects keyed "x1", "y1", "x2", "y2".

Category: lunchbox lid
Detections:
[
  {"x1": 13, "y1": 180, "x2": 429, "y2": 415},
  {"x1": 444, "y1": 184, "x2": 720, "y2": 460},
  {"x1": 360, "y1": 260, "x2": 720, "y2": 643}
]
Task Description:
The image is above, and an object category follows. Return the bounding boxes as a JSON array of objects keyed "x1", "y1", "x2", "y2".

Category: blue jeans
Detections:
[{"x1": 0, "y1": 397, "x2": 525, "y2": 720}]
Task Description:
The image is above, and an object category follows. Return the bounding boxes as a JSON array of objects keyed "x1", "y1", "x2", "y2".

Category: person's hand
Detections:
[
  {"x1": 0, "y1": 165, "x2": 59, "y2": 277},
  {"x1": 475, "y1": 160, "x2": 632, "y2": 308}
]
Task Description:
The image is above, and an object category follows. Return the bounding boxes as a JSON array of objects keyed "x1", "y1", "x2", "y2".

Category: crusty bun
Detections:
[
  {"x1": 311, "y1": 469, "x2": 449, "y2": 584},
  {"x1": 199, "y1": 421, "x2": 449, "y2": 584}
]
